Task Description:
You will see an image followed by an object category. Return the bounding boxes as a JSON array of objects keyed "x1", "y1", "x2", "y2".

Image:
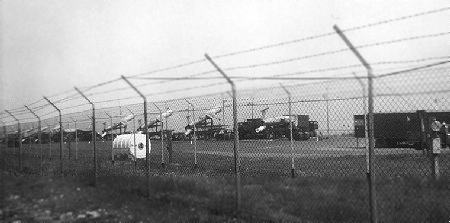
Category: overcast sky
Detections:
[{"x1": 1, "y1": 0, "x2": 449, "y2": 123}]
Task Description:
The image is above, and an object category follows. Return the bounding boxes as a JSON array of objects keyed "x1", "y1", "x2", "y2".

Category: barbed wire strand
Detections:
[
  {"x1": 129, "y1": 56, "x2": 450, "y2": 81},
  {"x1": 222, "y1": 31, "x2": 450, "y2": 71},
  {"x1": 125, "y1": 6, "x2": 450, "y2": 81},
  {"x1": 212, "y1": 6, "x2": 450, "y2": 59},
  {"x1": 377, "y1": 60, "x2": 450, "y2": 78},
  {"x1": 3, "y1": 7, "x2": 449, "y2": 114},
  {"x1": 4, "y1": 60, "x2": 449, "y2": 123},
  {"x1": 4, "y1": 6, "x2": 450, "y2": 116},
  {"x1": 130, "y1": 32, "x2": 450, "y2": 83}
]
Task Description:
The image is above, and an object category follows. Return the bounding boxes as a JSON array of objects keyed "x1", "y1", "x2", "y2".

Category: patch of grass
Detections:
[
  {"x1": 3, "y1": 171, "x2": 450, "y2": 222},
  {"x1": 2, "y1": 142, "x2": 450, "y2": 222}
]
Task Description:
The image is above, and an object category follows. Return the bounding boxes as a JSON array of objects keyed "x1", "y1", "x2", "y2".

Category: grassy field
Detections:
[{"x1": 2, "y1": 138, "x2": 450, "y2": 222}]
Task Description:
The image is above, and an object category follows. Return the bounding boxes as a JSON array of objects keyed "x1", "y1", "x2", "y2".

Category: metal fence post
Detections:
[
  {"x1": 29, "y1": 123, "x2": 33, "y2": 150},
  {"x1": 74, "y1": 87, "x2": 97, "y2": 186},
  {"x1": 1, "y1": 120, "x2": 7, "y2": 172},
  {"x1": 122, "y1": 76, "x2": 151, "y2": 198},
  {"x1": 48, "y1": 123, "x2": 53, "y2": 159},
  {"x1": 5, "y1": 110, "x2": 22, "y2": 172},
  {"x1": 334, "y1": 25, "x2": 377, "y2": 223},
  {"x1": 222, "y1": 98, "x2": 226, "y2": 126},
  {"x1": 280, "y1": 84, "x2": 295, "y2": 178},
  {"x1": 185, "y1": 99, "x2": 198, "y2": 168},
  {"x1": 105, "y1": 112, "x2": 114, "y2": 164},
  {"x1": 43, "y1": 97, "x2": 64, "y2": 175},
  {"x1": 164, "y1": 104, "x2": 172, "y2": 164},
  {"x1": 152, "y1": 103, "x2": 165, "y2": 168},
  {"x1": 71, "y1": 118, "x2": 78, "y2": 160},
  {"x1": 325, "y1": 87, "x2": 330, "y2": 137},
  {"x1": 205, "y1": 54, "x2": 241, "y2": 215},
  {"x1": 126, "y1": 107, "x2": 137, "y2": 171},
  {"x1": 66, "y1": 122, "x2": 71, "y2": 160},
  {"x1": 353, "y1": 73, "x2": 370, "y2": 174},
  {"x1": 0, "y1": 120, "x2": 5, "y2": 202},
  {"x1": 25, "y1": 105, "x2": 43, "y2": 176}
]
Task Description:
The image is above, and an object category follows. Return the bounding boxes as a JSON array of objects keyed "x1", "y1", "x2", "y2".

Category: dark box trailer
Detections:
[
  {"x1": 355, "y1": 111, "x2": 450, "y2": 149},
  {"x1": 354, "y1": 115, "x2": 366, "y2": 138}
]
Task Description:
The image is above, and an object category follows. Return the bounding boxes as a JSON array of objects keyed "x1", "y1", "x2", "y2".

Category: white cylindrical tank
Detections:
[{"x1": 113, "y1": 134, "x2": 150, "y2": 159}]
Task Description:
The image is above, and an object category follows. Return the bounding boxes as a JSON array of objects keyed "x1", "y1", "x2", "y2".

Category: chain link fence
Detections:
[{"x1": 2, "y1": 63, "x2": 449, "y2": 221}]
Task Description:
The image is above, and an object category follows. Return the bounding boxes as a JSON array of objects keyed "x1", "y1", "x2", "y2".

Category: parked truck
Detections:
[
  {"x1": 184, "y1": 115, "x2": 230, "y2": 140},
  {"x1": 296, "y1": 115, "x2": 319, "y2": 140},
  {"x1": 238, "y1": 115, "x2": 318, "y2": 140}
]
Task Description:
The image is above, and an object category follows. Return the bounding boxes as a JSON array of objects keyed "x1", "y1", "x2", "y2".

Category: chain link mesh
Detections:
[{"x1": 1, "y1": 64, "x2": 449, "y2": 221}]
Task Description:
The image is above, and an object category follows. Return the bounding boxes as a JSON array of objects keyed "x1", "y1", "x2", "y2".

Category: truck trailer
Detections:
[{"x1": 354, "y1": 110, "x2": 450, "y2": 149}]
